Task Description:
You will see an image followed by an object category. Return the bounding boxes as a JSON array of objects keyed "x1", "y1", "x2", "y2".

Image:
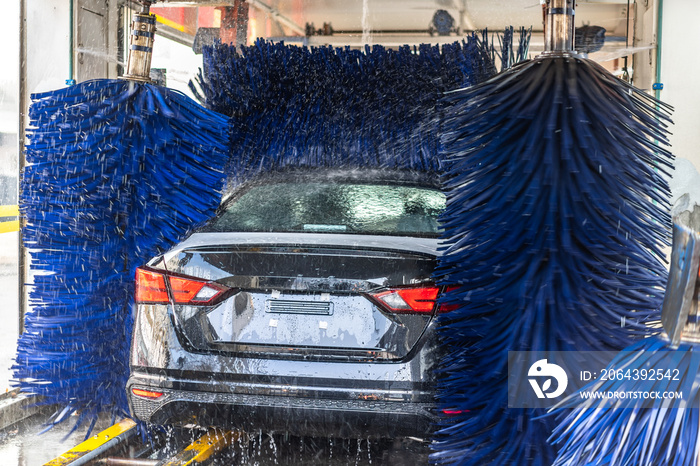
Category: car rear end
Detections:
[{"x1": 127, "y1": 170, "x2": 447, "y2": 438}]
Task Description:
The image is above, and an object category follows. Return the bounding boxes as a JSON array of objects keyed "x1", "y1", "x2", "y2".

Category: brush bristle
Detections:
[
  {"x1": 431, "y1": 56, "x2": 674, "y2": 465},
  {"x1": 551, "y1": 335, "x2": 700, "y2": 466},
  {"x1": 192, "y1": 38, "x2": 499, "y2": 186},
  {"x1": 15, "y1": 80, "x2": 228, "y2": 427}
]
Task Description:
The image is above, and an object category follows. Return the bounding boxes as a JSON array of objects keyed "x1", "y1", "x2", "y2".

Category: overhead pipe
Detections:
[{"x1": 246, "y1": 0, "x2": 305, "y2": 36}]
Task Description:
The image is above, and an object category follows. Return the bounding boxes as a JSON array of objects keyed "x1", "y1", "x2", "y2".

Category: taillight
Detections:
[
  {"x1": 168, "y1": 276, "x2": 228, "y2": 305},
  {"x1": 135, "y1": 268, "x2": 169, "y2": 303},
  {"x1": 369, "y1": 286, "x2": 440, "y2": 314},
  {"x1": 369, "y1": 285, "x2": 460, "y2": 314},
  {"x1": 131, "y1": 387, "x2": 163, "y2": 399},
  {"x1": 442, "y1": 409, "x2": 469, "y2": 416},
  {"x1": 438, "y1": 285, "x2": 461, "y2": 313},
  {"x1": 135, "y1": 267, "x2": 229, "y2": 305}
]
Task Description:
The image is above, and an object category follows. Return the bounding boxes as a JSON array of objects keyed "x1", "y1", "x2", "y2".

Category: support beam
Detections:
[
  {"x1": 18, "y1": 0, "x2": 27, "y2": 336},
  {"x1": 246, "y1": 0, "x2": 305, "y2": 36},
  {"x1": 457, "y1": 0, "x2": 476, "y2": 33},
  {"x1": 218, "y1": 0, "x2": 249, "y2": 46},
  {"x1": 157, "y1": 0, "x2": 305, "y2": 36}
]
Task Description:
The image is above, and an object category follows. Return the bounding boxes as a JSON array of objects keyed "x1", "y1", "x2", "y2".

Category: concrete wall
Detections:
[
  {"x1": 24, "y1": 0, "x2": 117, "y2": 97},
  {"x1": 25, "y1": 2, "x2": 70, "y2": 95}
]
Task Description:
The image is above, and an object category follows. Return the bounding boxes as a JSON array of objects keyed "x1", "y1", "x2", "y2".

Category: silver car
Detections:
[{"x1": 127, "y1": 168, "x2": 449, "y2": 439}]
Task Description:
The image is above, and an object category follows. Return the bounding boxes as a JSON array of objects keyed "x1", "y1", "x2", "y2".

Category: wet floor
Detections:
[
  {"x1": 0, "y1": 411, "x2": 431, "y2": 465},
  {"x1": 133, "y1": 427, "x2": 431, "y2": 465},
  {"x1": 0, "y1": 412, "x2": 116, "y2": 465},
  {"x1": 204, "y1": 432, "x2": 431, "y2": 465}
]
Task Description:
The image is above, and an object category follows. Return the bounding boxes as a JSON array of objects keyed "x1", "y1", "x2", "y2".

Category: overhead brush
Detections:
[{"x1": 190, "y1": 31, "x2": 531, "y2": 187}]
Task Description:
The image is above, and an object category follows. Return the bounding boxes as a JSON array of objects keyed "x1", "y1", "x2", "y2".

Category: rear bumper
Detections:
[
  {"x1": 129, "y1": 302, "x2": 440, "y2": 438},
  {"x1": 127, "y1": 372, "x2": 438, "y2": 438}
]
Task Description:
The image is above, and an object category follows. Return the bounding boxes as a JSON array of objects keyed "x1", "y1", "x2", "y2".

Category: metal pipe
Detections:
[
  {"x1": 455, "y1": 0, "x2": 476, "y2": 34},
  {"x1": 655, "y1": 0, "x2": 664, "y2": 101},
  {"x1": 61, "y1": 420, "x2": 138, "y2": 466},
  {"x1": 622, "y1": 0, "x2": 630, "y2": 82},
  {"x1": 18, "y1": 0, "x2": 27, "y2": 336},
  {"x1": 96, "y1": 458, "x2": 159, "y2": 466},
  {"x1": 68, "y1": 0, "x2": 76, "y2": 85},
  {"x1": 122, "y1": 2, "x2": 156, "y2": 82},
  {"x1": 543, "y1": 0, "x2": 575, "y2": 54}
]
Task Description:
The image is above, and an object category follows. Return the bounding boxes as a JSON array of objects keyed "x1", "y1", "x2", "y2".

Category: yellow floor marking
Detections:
[
  {"x1": 0, "y1": 205, "x2": 19, "y2": 217},
  {"x1": 0, "y1": 220, "x2": 19, "y2": 234},
  {"x1": 160, "y1": 430, "x2": 241, "y2": 466},
  {"x1": 43, "y1": 418, "x2": 137, "y2": 466}
]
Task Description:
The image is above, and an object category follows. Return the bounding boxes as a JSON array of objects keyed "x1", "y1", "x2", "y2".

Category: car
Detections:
[{"x1": 126, "y1": 168, "x2": 450, "y2": 439}]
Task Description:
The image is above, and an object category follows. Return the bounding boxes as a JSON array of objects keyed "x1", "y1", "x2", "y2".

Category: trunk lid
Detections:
[{"x1": 160, "y1": 233, "x2": 439, "y2": 360}]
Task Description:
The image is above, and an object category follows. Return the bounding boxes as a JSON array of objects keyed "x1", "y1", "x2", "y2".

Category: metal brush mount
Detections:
[
  {"x1": 661, "y1": 222, "x2": 700, "y2": 348},
  {"x1": 542, "y1": 0, "x2": 576, "y2": 56},
  {"x1": 122, "y1": 1, "x2": 156, "y2": 82}
]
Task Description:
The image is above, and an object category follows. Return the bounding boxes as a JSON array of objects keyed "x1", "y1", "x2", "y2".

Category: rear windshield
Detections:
[{"x1": 205, "y1": 181, "x2": 445, "y2": 237}]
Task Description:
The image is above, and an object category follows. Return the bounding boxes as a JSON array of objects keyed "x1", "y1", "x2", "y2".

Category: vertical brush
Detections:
[
  {"x1": 14, "y1": 1, "x2": 229, "y2": 435},
  {"x1": 431, "y1": 1, "x2": 673, "y2": 464}
]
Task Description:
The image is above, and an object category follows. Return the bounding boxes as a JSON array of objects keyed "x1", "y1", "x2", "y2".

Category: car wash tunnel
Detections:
[{"x1": 2, "y1": 0, "x2": 700, "y2": 465}]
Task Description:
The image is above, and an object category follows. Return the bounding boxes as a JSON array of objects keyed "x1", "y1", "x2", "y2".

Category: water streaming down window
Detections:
[{"x1": 206, "y1": 181, "x2": 446, "y2": 237}]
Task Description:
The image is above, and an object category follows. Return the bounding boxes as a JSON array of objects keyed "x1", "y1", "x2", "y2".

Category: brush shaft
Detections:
[
  {"x1": 123, "y1": 12, "x2": 156, "y2": 82},
  {"x1": 545, "y1": 0, "x2": 575, "y2": 53}
]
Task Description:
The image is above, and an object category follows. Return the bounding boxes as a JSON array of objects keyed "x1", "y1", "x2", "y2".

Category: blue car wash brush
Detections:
[
  {"x1": 551, "y1": 221, "x2": 700, "y2": 466},
  {"x1": 431, "y1": 0, "x2": 673, "y2": 464},
  {"x1": 191, "y1": 33, "x2": 519, "y2": 184},
  {"x1": 14, "y1": 0, "x2": 229, "y2": 434}
]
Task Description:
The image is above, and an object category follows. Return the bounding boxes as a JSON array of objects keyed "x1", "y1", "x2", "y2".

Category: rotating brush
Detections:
[
  {"x1": 430, "y1": 1, "x2": 674, "y2": 464},
  {"x1": 14, "y1": 2, "x2": 229, "y2": 434},
  {"x1": 550, "y1": 221, "x2": 700, "y2": 466},
  {"x1": 191, "y1": 32, "x2": 524, "y2": 186}
]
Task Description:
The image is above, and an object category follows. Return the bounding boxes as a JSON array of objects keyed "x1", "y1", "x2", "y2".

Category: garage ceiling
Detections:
[
  {"x1": 158, "y1": 0, "x2": 633, "y2": 35},
  {"x1": 281, "y1": 0, "x2": 630, "y2": 35},
  {"x1": 155, "y1": 0, "x2": 638, "y2": 61}
]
